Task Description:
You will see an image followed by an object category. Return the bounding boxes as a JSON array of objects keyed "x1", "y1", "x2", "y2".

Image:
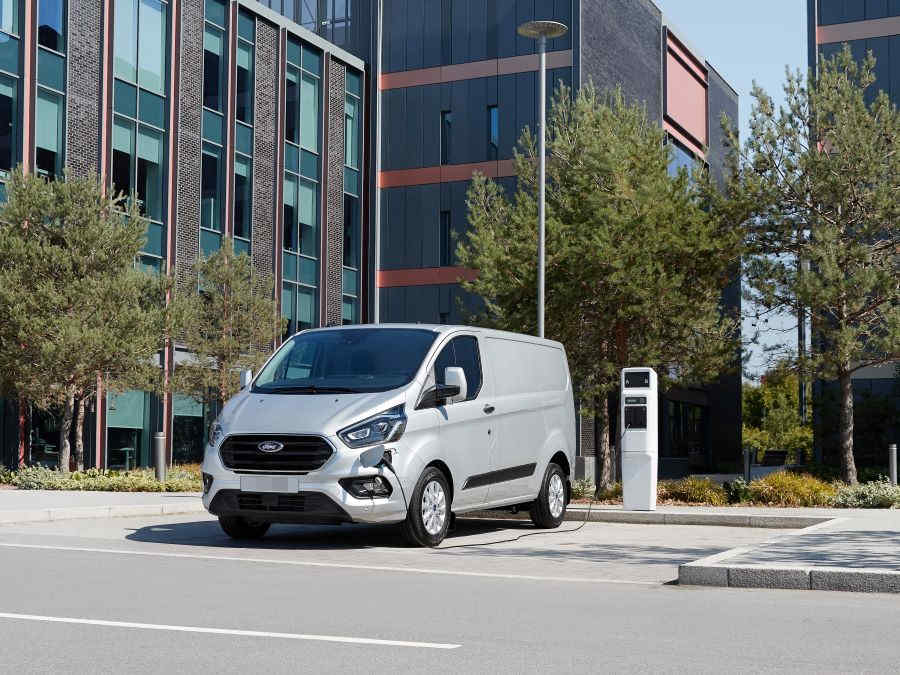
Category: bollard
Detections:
[
  {"x1": 743, "y1": 447, "x2": 752, "y2": 483},
  {"x1": 153, "y1": 432, "x2": 166, "y2": 483},
  {"x1": 890, "y1": 444, "x2": 897, "y2": 487}
]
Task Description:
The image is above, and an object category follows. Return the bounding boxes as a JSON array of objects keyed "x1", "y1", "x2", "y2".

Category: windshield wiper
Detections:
[{"x1": 262, "y1": 385, "x2": 361, "y2": 394}]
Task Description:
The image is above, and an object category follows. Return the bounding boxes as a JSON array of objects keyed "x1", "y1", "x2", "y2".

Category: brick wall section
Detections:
[
  {"x1": 65, "y1": 0, "x2": 102, "y2": 179},
  {"x1": 252, "y1": 18, "x2": 278, "y2": 282},
  {"x1": 176, "y1": 0, "x2": 204, "y2": 292},
  {"x1": 323, "y1": 57, "x2": 346, "y2": 325}
]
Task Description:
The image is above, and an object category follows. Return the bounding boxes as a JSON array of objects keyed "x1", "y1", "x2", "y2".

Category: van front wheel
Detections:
[
  {"x1": 218, "y1": 515, "x2": 271, "y2": 540},
  {"x1": 530, "y1": 463, "x2": 567, "y2": 529},
  {"x1": 401, "y1": 467, "x2": 451, "y2": 547}
]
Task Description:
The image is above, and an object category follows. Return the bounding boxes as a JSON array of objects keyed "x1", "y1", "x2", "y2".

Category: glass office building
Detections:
[{"x1": 1, "y1": 0, "x2": 741, "y2": 475}]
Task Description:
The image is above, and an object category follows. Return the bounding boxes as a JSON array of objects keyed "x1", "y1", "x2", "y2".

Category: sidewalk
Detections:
[{"x1": 0, "y1": 490, "x2": 204, "y2": 524}]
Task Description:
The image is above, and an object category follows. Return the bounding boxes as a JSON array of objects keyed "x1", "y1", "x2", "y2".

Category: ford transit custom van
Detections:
[{"x1": 201, "y1": 325, "x2": 575, "y2": 546}]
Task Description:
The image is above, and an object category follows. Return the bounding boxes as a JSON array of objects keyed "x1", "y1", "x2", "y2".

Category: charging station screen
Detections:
[
  {"x1": 624, "y1": 372, "x2": 650, "y2": 388},
  {"x1": 624, "y1": 406, "x2": 647, "y2": 429}
]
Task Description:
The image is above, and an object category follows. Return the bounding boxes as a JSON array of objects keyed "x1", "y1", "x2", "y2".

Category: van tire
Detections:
[
  {"x1": 218, "y1": 515, "x2": 271, "y2": 540},
  {"x1": 401, "y1": 467, "x2": 451, "y2": 547},
  {"x1": 530, "y1": 463, "x2": 567, "y2": 529}
]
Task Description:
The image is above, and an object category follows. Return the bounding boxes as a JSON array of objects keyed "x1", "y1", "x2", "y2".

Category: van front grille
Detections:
[{"x1": 219, "y1": 435, "x2": 333, "y2": 473}]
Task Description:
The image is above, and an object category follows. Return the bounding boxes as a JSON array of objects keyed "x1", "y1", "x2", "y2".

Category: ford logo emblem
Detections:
[{"x1": 258, "y1": 441, "x2": 284, "y2": 453}]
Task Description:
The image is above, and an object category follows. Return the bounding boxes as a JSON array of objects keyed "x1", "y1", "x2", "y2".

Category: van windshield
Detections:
[{"x1": 252, "y1": 328, "x2": 438, "y2": 394}]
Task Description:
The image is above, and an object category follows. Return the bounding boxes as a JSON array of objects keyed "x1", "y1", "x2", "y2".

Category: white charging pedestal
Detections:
[{"x1": 621, "y1": 368, "x2": 658, "y2": 511}]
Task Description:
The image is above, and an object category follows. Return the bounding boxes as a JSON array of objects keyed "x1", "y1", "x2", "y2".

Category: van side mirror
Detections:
[
  {"x1": 416, "y1": 383, "x2": 461, "y2": 410},
  {"x1": 240, "y1": 369, "x2": 253, "y2": 389},
  {"x1": 444, "y1": 367, "x2": 467, "y2": 404}
]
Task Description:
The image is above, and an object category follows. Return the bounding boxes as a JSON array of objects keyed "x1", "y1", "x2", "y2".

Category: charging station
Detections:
[{"x1": 621, "y1": 368, "x2": 658, "y2": 511}]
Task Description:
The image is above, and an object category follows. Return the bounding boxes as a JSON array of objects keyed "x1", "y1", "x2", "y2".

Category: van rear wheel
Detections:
[
  {"x1": 401, "y1": 467, "x2": 451, "y2": 547},
  {"x1": 218, "y1": 515, "x2": 271, "y2": 540},
  {"x1": 530, "y1": 463, "x2": 567, "y2": 529}
]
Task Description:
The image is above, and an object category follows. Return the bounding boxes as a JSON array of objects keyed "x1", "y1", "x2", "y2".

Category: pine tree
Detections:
[
  {"x1": 170, "y1": 240, "x2": 283, "y2": 416},
  {"x1": 715, "y1": 48, "x2": 899, "y2": 484},
  {"x1": 0, "y1": 169, "x2": 166, "y2": 471},
  {"x1": 459, "y1": 85, "x2": 741, "y2": 492}
]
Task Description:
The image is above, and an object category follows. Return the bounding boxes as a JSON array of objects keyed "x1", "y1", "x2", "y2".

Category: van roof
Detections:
[{"x1": 294, "y1": 323, "x2": 565, "y2": 350}]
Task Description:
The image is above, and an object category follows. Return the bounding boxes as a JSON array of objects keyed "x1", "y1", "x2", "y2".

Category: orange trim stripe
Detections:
[
  {"x1": 664, "y1": 120, "x2": 706, "y2": 159},
  {"x1": 817, "y1": 16, "x2": 900, "y2": 44},
  {"x1": 666, "y1": 33, "x2": 708, "y2": 84},
  {"x1": 377, "y1": 267, "x2": 478, "y2": 287},
  {"x1": 379, "y1": 159, "x2": 516, "y2": 188},
  {"x1": 380, "y1": 50, "x2": 573, "y2": 90}
]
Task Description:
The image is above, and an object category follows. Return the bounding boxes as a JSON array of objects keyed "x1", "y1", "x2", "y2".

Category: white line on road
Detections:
[
  {"x1": 0, "y1": 612, "x2": 460, "y2": 650},
  {"x1": 0, "y1": 541, "x2": 659, "y2": 585}
]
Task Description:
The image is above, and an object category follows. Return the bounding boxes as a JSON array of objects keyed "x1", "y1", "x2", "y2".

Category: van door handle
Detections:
[{"x1": 483, "y1": 404, "x2": 495, "y2": 414}]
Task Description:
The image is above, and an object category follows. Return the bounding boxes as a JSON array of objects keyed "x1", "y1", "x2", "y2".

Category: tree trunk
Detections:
[
  {"x1": 58, "y1": 386, "x2": 76, "y2": 473},
  {"x1": 838, "y1": 370, "x2": 858, "y2": 485},
  {"x1": 17, "y1": 398, "x2": 26, "y2": 469},
  {"x1": 25, "y1": 401, "x2": 32, "y2": 465},
  {"x1": 74, "y1": 395, "x2": 86, "y2": 472},
  {"x1": 594, "y1": 395, "x2": 614, "y2": 493}
]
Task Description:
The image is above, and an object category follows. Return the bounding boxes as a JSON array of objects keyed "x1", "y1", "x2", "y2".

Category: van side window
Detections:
[{"x1": 433, "y1": 336, "x2": 483, "y2": 400}]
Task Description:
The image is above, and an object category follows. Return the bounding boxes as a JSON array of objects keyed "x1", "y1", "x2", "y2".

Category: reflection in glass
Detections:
[
  {"x1": 38, "y1": 0, "x2": 65, "y2": 51},
  {"x1": 236, "y1": 41, "x2": 253, "y2": 124},
  {"x1": 112, "y1": 117, "x2": 135, "y2": 198},
  {"x1": 234, "y1": 155, "x2": 251, "y2": 240},
  {"x1": 285, "y1": 67, "x2": 299, "y2": 144},
  {"x1": 36, "y1": 89, "x2": 64, "y2": 179},
  {"x1": 283, "y1": 173, "x2": 298, "y2": 251},
  {"x1": 203, "y1": 25, "x2": 224, "y2": 111},
  {"x1": 300, "y1": 73, "x2": 318, "y2": 151},
  {"x1": 138, "y1": 0, "x2": 166, "y2": 94},
  {"x1": 201, "y1": 144, "x2": 222, "y2": 231},
  {"x1": 137, "y1": 127, "x2": 163, "y2": 220},
  {"x1": 114, "y1": 0, "x2": 138, "y2": 81},
  {"x1": 344, "y1": 95, "x2": 358, "y2": 168},
  {"x1": 299, "y1": 178, "x2": 317, "y2": 255},
  {"x1": 0, "y1": 73, "x2": 16, "y2": 173}
]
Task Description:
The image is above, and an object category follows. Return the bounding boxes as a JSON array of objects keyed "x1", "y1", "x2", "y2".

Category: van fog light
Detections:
[
  {"x1": 202, "y1": 473, "x2": 214, "y2": 495},
  {"x1": 340, "y1": 476, "x2": 393, "y2": 498}
]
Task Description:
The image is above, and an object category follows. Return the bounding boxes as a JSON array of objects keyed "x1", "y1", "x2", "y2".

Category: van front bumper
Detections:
[{"x1": 201, "y1": 439, "x2": 410, "y2": 525}]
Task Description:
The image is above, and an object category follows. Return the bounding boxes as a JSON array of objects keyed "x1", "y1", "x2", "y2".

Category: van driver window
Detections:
[{"x1": 434, "y1": 336, "x2": 482, "y2": 400}]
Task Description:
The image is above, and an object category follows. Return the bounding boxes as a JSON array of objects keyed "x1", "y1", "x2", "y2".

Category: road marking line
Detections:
[
  {"x1": 0, "y1": 612, "x2": 460, "y2": 650},
  {"x1": 0, "y1": 542, "x2": 658, "y2": 585}
]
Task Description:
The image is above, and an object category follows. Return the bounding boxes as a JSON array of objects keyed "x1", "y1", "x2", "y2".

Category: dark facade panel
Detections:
[
  {"x1": 65, "y1": 0, "x2": 102, "y2": 179},
  {"x1": 382, "y1": 0, "x2": 572, "y2": 73},
  {"x1": 817, "y1": 0, "x2": 900, "y2": 25},
  {"x1": 706, "y1": 67, "x2": 739, "y2": 188},
  {"x1": 380, "y1": 284, "x2": 482, "y2": 323},
  {"x1": 580, "y1": 0, "x2": 662, "y2": 122},
  {"x1": 819, "y1": 36, "x2": 900, "y2": 105}
]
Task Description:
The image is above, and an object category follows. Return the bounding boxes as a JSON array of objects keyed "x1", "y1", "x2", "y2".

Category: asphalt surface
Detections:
[{"x1": 0, "y1": 514, "x2": 897, "y2": 674}]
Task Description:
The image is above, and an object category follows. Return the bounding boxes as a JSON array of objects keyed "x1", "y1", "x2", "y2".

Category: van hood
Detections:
[{"x1": 217, "y1": 388, "x2": 407, "y2": 438}]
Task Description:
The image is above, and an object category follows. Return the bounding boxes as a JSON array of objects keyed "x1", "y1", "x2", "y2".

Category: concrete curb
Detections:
[
  {"x1": 467, "y1": 508, "x2": 831, "y2": 529},
  {"x1": 0, "y1": 501, "x2": 206, "y2": 525},
  {"x1": 678, "y1": 518, "x2": 900, "y2": 594}
]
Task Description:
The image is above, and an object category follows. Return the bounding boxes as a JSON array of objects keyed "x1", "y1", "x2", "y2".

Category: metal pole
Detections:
[
  {"x1": 537, "y1": 34, "x2": 546, "y2": 339},
  {"x1": 890, "y1": 444, "x2": 897, "y2": 486},
  {"x1": 153, "y1": 432, "x2": 166, "y2": 483},
  {"x1": 797, "y1": 258, "x2": 807, "y2": 426},
  {"x1": 743, "y1": 447, "x2": 752, "y2": 483}
]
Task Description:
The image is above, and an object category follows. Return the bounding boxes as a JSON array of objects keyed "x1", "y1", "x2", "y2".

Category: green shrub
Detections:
[
  {"x1": 780, "y1": 425, "x2": 813, "y2": 464},
  {"x1": 742, "y1": 426, "x2": 770, "y2": 463},
  {"x1": 723, "y1": 477, "x2": 751, "y2": 504},
  {"x1": 570, "y1": 479, "x2": 594, "y2": 500},
  {"x1": 0, "y1": 467, "x2": 14, "y2": 485},
  {"x1": 658, "y1": 477, "x2": 727, "y2": 506},
  {"x1": 10, "y1": 465, "x2": 201, "y2": 492},
  {"x1": 747, "y1": 471, "x2": 837, "y2": 507},
  {"x1": 833, "y1": 480, "x2": 900, "y2": 509},
  {"x1": 595, "y1": 482, "x2": 623, "y2": 501}
]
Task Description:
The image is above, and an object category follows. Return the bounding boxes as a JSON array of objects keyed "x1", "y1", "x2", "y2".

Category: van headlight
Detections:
[
  {"x1": 208, "y1": 418, "x2": 224, "y2": 446},
  {"x1": 338, "y1": 406, "x2": 406, "y2": 448}
]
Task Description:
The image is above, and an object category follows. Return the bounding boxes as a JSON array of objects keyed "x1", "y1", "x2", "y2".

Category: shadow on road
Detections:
[{"x1": 729, "y1": 529, "x2": 900, "y2": 570}]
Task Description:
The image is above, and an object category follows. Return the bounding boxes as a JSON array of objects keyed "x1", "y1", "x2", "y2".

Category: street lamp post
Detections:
[{"x1": 517, "y1": 20, "x2": 568, "y2": 339}]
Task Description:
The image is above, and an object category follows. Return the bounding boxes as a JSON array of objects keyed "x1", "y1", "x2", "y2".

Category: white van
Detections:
[{"x1": 201, "y1": 324, "x2": 575, "y2": 547}]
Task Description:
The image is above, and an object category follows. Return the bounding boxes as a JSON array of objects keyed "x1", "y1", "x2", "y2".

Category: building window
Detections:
[
  {"x1": 284, "y1": 38, "x2": 322, "y2": 331},
  {"x1": 201, "y1": 142, "x2": 223, "y2": 232},
  {"x1": 344, "y1": 96, "x2": 359, "y2": 169},
  {"x1": 0, "y1": 73, "x2": 17, "y2": 180},
  {"x1": 38, "y1": 0, "x2": 65, "y2": 52},
  {"x1": 0, "y1": 0, "x2": 19, "y2": 200},
  {"x1": 440, "y1": 210, "x2": 451, "y2": 266},
  {"x1": 236, "y1": 41, "x2": 253, "y2": 125},
  {"x1": 326, "y1": 0, "x2": 351, "y2": 46},
  {"x1": 342, "y1": 70, "x2": 362, "y2": 325},
  {"x1": 113, "y1": 0, "x2": 168, "y2": 269},
  {"x1": 35, "y1": 0, "x2": 67, "y2": 180},
  {"x1": 488, "y1": 105, "x2": 498, "y2": 161},
  {"x1": 440, "y1": 110, "x2": 451, "y2": 165},
  {"x1": 234, "y1": 154, "x2": 251, "y2": 241},
  {"x1": 299, "y1": 0, "x2": 317, "y2": 31},
  {"x1": 203, "y1": 24, "x2": 225, "y2": 112}
]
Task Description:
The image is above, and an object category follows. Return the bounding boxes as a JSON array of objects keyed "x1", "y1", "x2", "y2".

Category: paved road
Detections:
[{"x1": 0, "y1": 514, "x2": 897, "y2": 673}]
